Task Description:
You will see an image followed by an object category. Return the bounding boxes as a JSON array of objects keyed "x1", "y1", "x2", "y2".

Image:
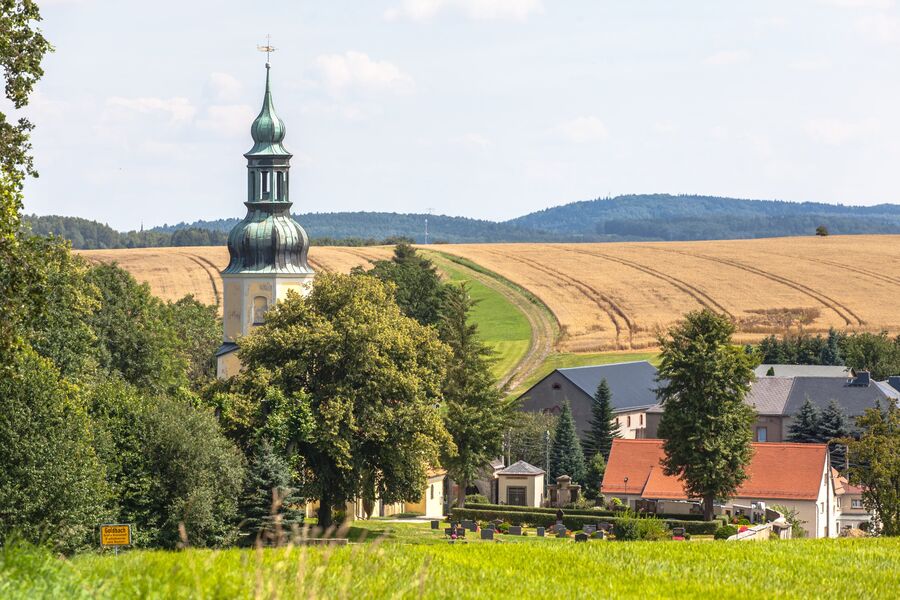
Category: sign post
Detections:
[{"x1": 100, "y1": 524, "x2": 132, "y2": 555}]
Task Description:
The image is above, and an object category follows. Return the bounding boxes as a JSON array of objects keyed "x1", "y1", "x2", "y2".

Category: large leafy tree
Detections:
[
  {"x1": 439, "y1": 283, "x2": 515, "y2": 506},
  {"x1": 0, "y1": 345, "x2": 108, "y2": 552},
  {"x1": 582, "y1": 378, "x2": 620, "y2": 461},
  {"x1": 89, "y1": 380, "x2": 245, "y2": 549},
  {"x1": 238, "y1": 273, "x2": 452, "y2": 529},
  {"x1": 363, "y1": 243, "x2": 446, "y2": 327},
  {"x1": 842, "y1": 331, "x2": 900, "y2": 381},
  {"x1": 506, "y1": 411, "x2": 557, "y2": 469},
  {"x1": 656, "y1": 309, "x2": 758, "y2": 521},
  {"x1": 549, "y1": 402, "x2": 586, "y2": 485},
  {"x1": 841, "y1": 404, "x2": 900, "y2": 536},
  {"x1": 788, "y1": 398, "x2": 822, "y2": 443},
  {"x1": 0, "y1": 0, "x2": 52, "y2": 350}
]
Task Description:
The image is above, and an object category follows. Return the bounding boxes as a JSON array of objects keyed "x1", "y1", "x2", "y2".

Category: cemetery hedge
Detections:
[
  {"x1": 449, "y1": 508, "x2": 721, "y2": 536},
  {"x1": 464, "y1": 503, "x2": 723, "y2": 522}
]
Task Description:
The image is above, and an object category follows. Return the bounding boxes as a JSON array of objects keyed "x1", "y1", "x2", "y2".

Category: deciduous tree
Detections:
[
  {"x1": 239, "y1": 273, "x2": 452, "y2": 529},
  {"x1": 841, "y1": 404, "x2": 900, "y2": 536},
  {"x1": 656, "y1": 309, "x2": 758, "y2": 521}
]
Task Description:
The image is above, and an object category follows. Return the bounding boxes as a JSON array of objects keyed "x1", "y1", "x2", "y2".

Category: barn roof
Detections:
[{"x1": 552, "y1": 361, "x2": 661, "y2": 411}]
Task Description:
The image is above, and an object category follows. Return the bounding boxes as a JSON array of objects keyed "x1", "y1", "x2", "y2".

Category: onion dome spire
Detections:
[
  {"x1": 223, "y1": 60, "x2": 312, "y2": 275},
  {"x1": 246, "y1": 63, "x2": 289, "y2": 157}
]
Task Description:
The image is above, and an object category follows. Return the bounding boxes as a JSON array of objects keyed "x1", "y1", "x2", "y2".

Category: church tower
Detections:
[{"x1": 217, "y1": 60, "x2": 314, "y2": 379}]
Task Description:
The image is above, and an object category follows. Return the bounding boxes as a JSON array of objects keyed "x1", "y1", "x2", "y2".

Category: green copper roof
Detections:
[{"x1": 246, "y1": 64, "x2": 290, "y2": 157}]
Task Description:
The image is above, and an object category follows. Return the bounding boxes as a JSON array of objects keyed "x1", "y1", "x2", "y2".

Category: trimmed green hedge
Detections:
[
  {"x1": 464, "y1": 503, "x2": 723, "y2": 523},
  {"x1": 449, "y1": 508, "x2": 721, "y2": 536}
]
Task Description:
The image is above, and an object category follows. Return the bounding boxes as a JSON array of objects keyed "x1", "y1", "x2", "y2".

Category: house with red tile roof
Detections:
[{"x1": 601, "y1": 439, "x2": 839, "y2": 538}]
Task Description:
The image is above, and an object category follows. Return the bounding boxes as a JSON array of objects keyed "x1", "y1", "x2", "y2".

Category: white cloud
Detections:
[
  {"x1": 703, "y1": 50, "x2": 751, "y2": 66},
  {"x1": 805, "y1": 117, "x2": 879, "y2": 145},
  {"x1": 106, "y1": 96, "x2": 196, "y2": 123},
  {"x1": 789, "y1": 58, "x2": 832, "y2": 71},
  {"x1": 856, "y1": 13, "x2": 900, "y2": 43},
  {"x1": 823, "y1": 0, "x2": 894, "y2": 8},
  {"x1": 453, "y1": 132, "x2": 491, "y2": 147},
  {"x1": 312, "y1": 51, "x2": 413, "y2": 94},
  {"x1": 554, "y1": 116, "x2": 609, "y2": 143},
  {"x1": 196, "y1": 104, "x2": 256, "y2": 137},
  {"x1": 385, "y1": 0, "x2": 542, "y2": 22},
  {"x1": 204, "y1": 72, "x2": 243, "y2": 103}
]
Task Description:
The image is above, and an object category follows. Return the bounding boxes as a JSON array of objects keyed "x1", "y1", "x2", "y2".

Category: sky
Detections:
[{"x1": 15, "y1": 0, "x2": 900, "y2": 230}]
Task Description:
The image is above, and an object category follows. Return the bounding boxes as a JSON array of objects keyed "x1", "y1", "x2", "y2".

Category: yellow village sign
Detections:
[{"x1": 100, "y1": 524, "x2": 132, "y2": 547}]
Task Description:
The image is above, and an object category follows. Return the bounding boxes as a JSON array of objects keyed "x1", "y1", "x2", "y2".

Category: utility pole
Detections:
[{"x1": 424, "y1": 207, "x2": 434, "y2": 244}]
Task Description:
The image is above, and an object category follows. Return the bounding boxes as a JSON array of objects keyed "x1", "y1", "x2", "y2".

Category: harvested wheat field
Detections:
[
  {"x1": 435, "y1": 235, "x2": 900, "y2": 352},
  {"x1": 77, "y1": 246, "x2": 395, "y2": 310}
]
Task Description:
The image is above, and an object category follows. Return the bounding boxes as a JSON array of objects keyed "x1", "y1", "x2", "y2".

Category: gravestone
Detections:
[
  {"x1": 461, "y1": 520, "x2": 476, "y2": 532},
  {"x1": 672, "y1": 527, "x2": 686, "y2": 539},
  {"x1": 445, "y1": 527, "x2": 454, "y2": 537},
  {"x1": 456, "y1": 527, "x2": 466, "y2": 538},
  {"x1": 431, "y1": 520, "x2": 440, "y2": 530},
  {"x1": 583, "y1": 525, "x2": 597, "y2": 534},
  {"x1": 557, "y1": 529, "x2": 567, "y2": 539},
  {"x1": 481, "y1": 529, "x2": 494, "y2": 540},
  {"x1": 509, "y1": 526, "x2": 522, "y2": 536},
  {"x1": 536, "y1": 527, "x2": 545, "y2": 537},
  {"x1": 591, "y1": 530, "x2": 606, "y2": 540},
  {"x1": 555, "y1": 524, "x2": 567, "y2": 535},
  {"x1": 575, "y1": 533, "x2": 589, "y2": 543}
]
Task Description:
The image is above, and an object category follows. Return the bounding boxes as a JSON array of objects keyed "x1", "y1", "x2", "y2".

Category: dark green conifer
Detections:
[
  {"x1": 549, "y1": 402, "x2": 586, "y2": 485},
  {"x1": 582, "y1": 378, "x2": 620, "y2": 461},
  {"x1": 238, "y1": 438, "x2": 304, "y2": 546},
  {"x1": 788, "y1": 398, "x2": 822, "y2": 444}
]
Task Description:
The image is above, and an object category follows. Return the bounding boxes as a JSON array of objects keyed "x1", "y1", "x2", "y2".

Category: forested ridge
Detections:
[{"x1": 26, "y1": 193, "x2": 900, "y2": 249}]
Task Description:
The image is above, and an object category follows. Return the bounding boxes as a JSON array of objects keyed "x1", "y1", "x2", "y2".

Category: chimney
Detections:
[
  {"x1": 889, "y1": 376, "x2": 900, "y2": 393},
  {"x1": 852, "y1": 371, "x2": 870, "y2": 387}
]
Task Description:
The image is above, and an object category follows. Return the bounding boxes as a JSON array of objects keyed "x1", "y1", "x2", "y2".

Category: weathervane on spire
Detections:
[{"x1": 257, "y1": 34, "x2": 276, "y2": 66}]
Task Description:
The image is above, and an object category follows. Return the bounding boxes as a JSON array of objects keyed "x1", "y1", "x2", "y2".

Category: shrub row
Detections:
[
  {"x1": 449, "y1": 508, "x2": 721, "y2": 536},
  {"x1": 464, "y1": 503, "x2": 723, "y2": 523}
]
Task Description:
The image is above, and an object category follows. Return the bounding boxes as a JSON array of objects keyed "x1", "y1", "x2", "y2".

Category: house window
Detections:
[
  {"x1": 507, "y1": 486, "x2": 527, "y2": 506},
  {"x1": 820, "y1": 502, "x2": 824, "y2": 514},
  {"x1": 253, "y1": 296, "x2": 269, "y2": 324},
  {"x1": 756, "y1": 427, "x2": 768, "y2": 442},
  {"x1": 551, "y1": 382, "x2": 561, "y2": 390},
  {"x1": 430, "y1": 484, "x2": 434, "y2": 500},
  {"x1": 627, "y1": 415, "x2": 631, "y2": 427},
  {"x1": 852, "y1": 499, "x2": 863, "y2": 509},
  {"x1": 616, "y1": 417, "x2": 620, "y2": 427},
  {"x1": 639, "y1": 414, "x2": 643, "y2": 426}
]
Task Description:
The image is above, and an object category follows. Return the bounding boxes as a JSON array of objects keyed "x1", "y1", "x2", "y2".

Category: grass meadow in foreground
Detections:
[{"x1": 3, "y1": 534, "x2": 898, "y2": 599}]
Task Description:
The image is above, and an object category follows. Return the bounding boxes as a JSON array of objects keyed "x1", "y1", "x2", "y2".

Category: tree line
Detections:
[{"x1": 756, "y1": 329, "x2": 900, "y2": 380}]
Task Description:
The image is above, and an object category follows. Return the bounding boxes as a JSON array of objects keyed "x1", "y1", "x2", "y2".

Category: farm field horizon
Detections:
[{"x1": 79, "y1": 234, "x2": 900, "y2": 356}]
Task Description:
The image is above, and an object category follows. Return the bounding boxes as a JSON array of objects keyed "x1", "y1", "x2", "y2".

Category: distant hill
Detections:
[
  {"x1": 27, "y1": 194, "x2": 900, "y2": 248},
  {"x1": 507, "y1": 194, "x2": 900, "y2": 241}
]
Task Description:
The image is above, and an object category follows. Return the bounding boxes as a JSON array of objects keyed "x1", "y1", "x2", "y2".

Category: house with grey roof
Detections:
[
  {"x1": 646, "y1": 371, "x2": 900, "y2": 442},
  {"x1": 516, "y1": 361, "x2": 661, "y2": 440}
]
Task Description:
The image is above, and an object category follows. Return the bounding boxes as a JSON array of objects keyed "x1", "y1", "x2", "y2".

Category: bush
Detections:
[
  {"x1": 465, "y1": 494, "x2": 489, "y2": 505},
  {"x1": 464, "y1": 503, "x2": 718, "y2": 522},
  {"x1": 714, "y1": 525, "x2": 739, "y2": 540},
  {"x1": 613, "y1": 515, "x2": 669, "y2": 541},
  {"x1": 449, "y1": 508, "x2": 720, "y2": 536}
]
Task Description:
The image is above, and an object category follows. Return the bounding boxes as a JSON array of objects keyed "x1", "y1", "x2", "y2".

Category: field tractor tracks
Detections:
[
  {"x1": 553, "y1": 245, "x2": 734, "y2": 318},
  {"x1": 307, "y1": 257, "x2": 330, "y2": 272},
  {"x1": 758, "y1": 251, "x2": 900, "y2": 288},
  {"x1": 178, "y1": 252, "x2": 223, "y2": 308},
  {"x1": 636, "y1": 246, "x2": 864, "y2": 327},
  {"x1": 482, "y1": 249, "x2": 635, "y2": 348}
]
